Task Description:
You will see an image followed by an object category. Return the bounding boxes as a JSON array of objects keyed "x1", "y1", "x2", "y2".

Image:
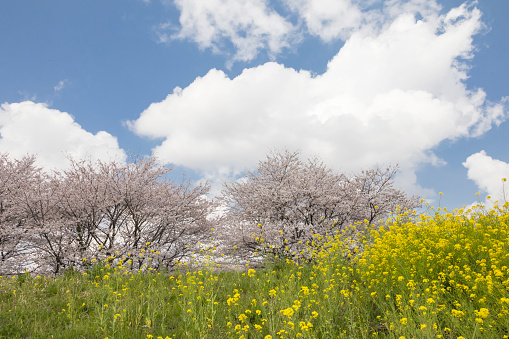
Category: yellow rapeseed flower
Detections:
[
  {"x1": 474, "y1": 308, "x2": 489, "y2": 319},
  {"x1": 280, "y1": 307, "x2": 294, "y2": 318}
]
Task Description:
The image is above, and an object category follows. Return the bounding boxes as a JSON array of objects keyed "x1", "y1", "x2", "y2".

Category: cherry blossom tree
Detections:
[
  {"x1": 219, "y1": 150, "x2": 420, "y2": 261},
  {"x1": 54, "y1": 158, "x2": 119, "y2": 269},
  {"x1": 0, "y1": 153, "x2": 41, "y2": 274},
  {"x1": 1, "y1": 153, "x2": 218, "y2": 275},
  {"x1": 88, "y1": 156, "x2": 216, "y2": 271},
  {"x1": 54, "y1": 156, "x2": 218, "y2": 273},
  {"x1": 17, "y1": 173, "x2": 73, "y2": 274},
  {"x1": 1, "y1": 149, "x2": 418, "y2": 273}
]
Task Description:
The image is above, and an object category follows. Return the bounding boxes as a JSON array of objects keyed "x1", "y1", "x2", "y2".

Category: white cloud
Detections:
[
  {"x1": 54, "y1": 79, "x2": 68, "y2": 92},
  {"x1": 0, "y1": 101, "x2": 127, "y2": 170},
  {"x1": 130, "y1": 3, "x2": 508, "y2": 196},
  {"x1": 381, "y1": 0, "x2": 442, "y2": 21},
  {"x1": 283, "y1": 0, "x2": 363, "y2": 41},
  {"x1": 463, "y1": 151, "x2": 509, "y2": 201},
  {"x1": 164, "y1": 0, "x2": 297, "y2": 64},
  {"x1": 163, "y1": 0, "x2": 447, "y2": 63}
]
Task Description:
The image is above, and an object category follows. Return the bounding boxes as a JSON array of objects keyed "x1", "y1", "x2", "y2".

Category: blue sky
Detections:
[{"x1": 1, "y1": 0, "x2": 508, "y2": 209}]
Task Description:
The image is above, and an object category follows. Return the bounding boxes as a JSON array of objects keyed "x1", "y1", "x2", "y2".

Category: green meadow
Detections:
[{"x1": 1, "y1": 203, "x2": 509, "y2": 339}]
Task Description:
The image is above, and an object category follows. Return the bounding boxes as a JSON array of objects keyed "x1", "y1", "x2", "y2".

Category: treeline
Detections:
[{"x1": 0, "y1": 150, "x2": 420, "y2": 275}]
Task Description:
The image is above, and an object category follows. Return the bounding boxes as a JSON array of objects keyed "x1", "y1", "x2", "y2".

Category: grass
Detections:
[{"x1": 1, "y1": 202, "x2": 509, "y2": 338}]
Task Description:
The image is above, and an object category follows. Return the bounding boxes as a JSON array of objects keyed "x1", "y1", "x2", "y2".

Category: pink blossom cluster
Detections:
[
  {"x1": 218, "y1": 150, "x2": 420, "y2": 262},
  {"x1": 0, "y1": 154, "x2": 215, "y2": 275},
  {"x1": 1, "y1": 150, "x2": 419, "y2": 274}
]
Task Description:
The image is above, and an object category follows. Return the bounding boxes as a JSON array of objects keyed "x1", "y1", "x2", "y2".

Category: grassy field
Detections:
[{"x1": 1, "y1": 202, "x2": 509, "y2": 338}]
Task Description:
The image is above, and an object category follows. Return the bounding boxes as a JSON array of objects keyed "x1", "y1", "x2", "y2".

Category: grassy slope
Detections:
[{"x1": 1, "y1": 203, "x2": 509, "y2": 338}]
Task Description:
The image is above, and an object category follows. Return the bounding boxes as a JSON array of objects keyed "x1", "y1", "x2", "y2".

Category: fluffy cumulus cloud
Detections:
[
  {"x1": 0, "y1": 101, "x2": 127, "y2": 170},
  {"x1": 159, "y1": 0, "x2": 296, "y2": 63},
  {"x1": 132, "y1": 1, "x2": 508, "y2": 195},
  {"x1": 283, "y1": 0, "x2": 363, "y2": 41},
  {"x1": 164, "y1": 0, "x2": 446, "y2": 63},
  {"x1": 463, "y1": 151, "x2": 509, "y2": 201}
]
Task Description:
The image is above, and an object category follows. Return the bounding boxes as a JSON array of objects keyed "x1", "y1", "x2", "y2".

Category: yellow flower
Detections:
[
  {"x1": 280, "y1": 307, "x2": 294, "y2": 318},
  {"x1": 299, "y1": 321, "x2": 313, "y2": 331},
  {"x1": 474, "y1": 308, "x2": 489, "y2": 319},
  {"x1": 451, "y1": 309, "x2": 464, "y2": 318},
  {"x1": 400, "y1": 318, "x2": 407, "y2": 325},
  {"x1": 238, "y1": 314, "x2": 248, "y2": 323}
]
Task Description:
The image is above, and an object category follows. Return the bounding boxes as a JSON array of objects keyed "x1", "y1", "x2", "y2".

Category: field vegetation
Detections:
[
  {"x1": 1, "y1": 200, "x2": 509, "y2": 338},
  {"x1": 1, "y1": 151, "x2": 508, "y2": 337}
]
